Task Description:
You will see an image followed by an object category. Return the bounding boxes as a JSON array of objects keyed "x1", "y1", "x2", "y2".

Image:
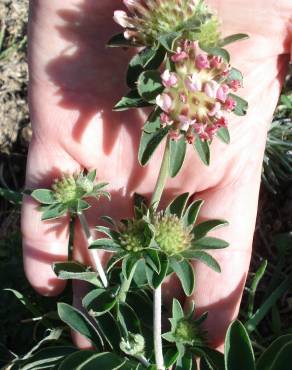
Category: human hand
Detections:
[{"x1": 21, "y1": 0, "x2": 292, "y2": 349}]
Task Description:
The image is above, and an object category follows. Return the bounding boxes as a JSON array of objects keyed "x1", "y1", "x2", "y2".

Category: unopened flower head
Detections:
[
  {"x1": 175, "y1": 318, "x2": 205, "y2": 346},
  {"x1": 114, "y1": 0, "x2": 220, "y2": 47},
  {"x1": 154, "y1": 213, "x2": 192, "y2": 256},
  {"x1": 156, "y1": 41, "x2": 241, "y2": 142},
  {"x1": 119, "y1": 219, "x2": 149, "y2": 252}
]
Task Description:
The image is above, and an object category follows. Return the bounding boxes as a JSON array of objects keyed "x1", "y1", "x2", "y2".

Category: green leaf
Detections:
[
  {"x1": 192, "y1": 237, "x2": 229, "y2": 250},
  {"x1": 182, "y1": 199, "x2": 204, "y2": 227},
  {"x1": 245, "y1": 275, "x2": 292, "y2": 333},
  {"x1": 146, "y1": 254, "x2": 169, "y2": 289},
  {"x1": 169, "y1": 137, "x2": 187, "y2": 177},
  {"x1": 58, "y1": 350, "x2": 96, "y2": 370},
  {"x1": 96, "y1": 313, "x2": 121, "y2": 352},
  {"x1": 257, "y1": 335, "x2": 292, "y2": 370},
  {"x1": 90, "y1": 238, "x2": 121, "y2": 252},
  {"x1": 246, "y1": 259, "x2": 268, "y2": 318},
  {"x1": 95, "y1": 226, "x2": 120, "y2": 241},
  {"x1": 31, "y1": 189, "x2": 56, "y2": 204},
  {"x1": 122, "y1": 256, "x2": 139, "y2": 280},
  {"x1": 176, "y1": 352, "x2": 196, "y2": 370},
  {"x1": 19, "y1": 347, "x2": 77, "y2": 370},
  {"x1": 227, "y1": 68, "x2": 243, "y2": 84},
  {"x1": 83, "y1": 288, "x2": 117, "y2": 317},
  {"x1": 225, "y1": 320, "x2": 255, "y2": 370},
  {"x1": 170, "y1": 259, "x2": 195, "y2": 296},
  {"x1": 219, "y1": 33, "x2": 249, "y2": 47},
  {"x1": 137, "y1": 70, "x2": 164, "y2": 103},
  {"x1": 127, "y1": 46, "x2": 165, "y2": 88},
  {"x1": 57, "y1": 303, "x2": 102, "y2": 348},
  {"x1": 145, "y1": 249, "x2": 161, "y2": 274},
  {"x1": 53, "y1": 261, "x2": 102, "y2": 286},
  {"x1": 269, "y1": 341, "x2": 292, "y2": 370},
  {"x1": 118, "y1": 302, "x2": 142, "y2": 335},
  {"x1": 77, "y1": 199, "x2": 90, "y2": 212},
  {"x1": 194, "y1": 136, "x2": 210, "y2": 165},
  {"x1": 193, "y1": 220, "x2": 228, "y2": 240},
  {"x1": 138, "y1": 126, "x2": 169, "y2": 166},
  {"x1": 200, "y1": 348, "x2": 224, "y2": 370},
  {"x1": 229, "y1": 93, "x2": 248, "y2": 116},
  {"x1": 107, "y1": 33, "x2": 135, "y2": 48},
  {"x1": 172, "y1": 298, "x2": 184, "y2": 320},
  {"x1": 200, "y1": 45, "x2": 230, "y2": 63},
  {"x1": 41, "y1": 203, "x2": 67, "y2": 220},
  {"x1": 216, "y1": 127, "x2": 230, "y2": 144},
  {"x1": 164, "y1": 348, "x2": 179, "y2": 368},
  {"x1": 162, "y1": 331, "x2": 176, "y2": 343},
  {"x1": 158, "y1": 32, "x2": 182, "y2": 52},
  {"x1": 0, "y1": 187, "x2": 22, "y2": 205},
  {"x1": 114, "y1": 90, "x2": 152, "y2": 111},
  {"x1": 86, "y1": 169, "x2": 96, "y2": 182},
  {"x1": 166, "y1": 192, "x2": 189, "y2": 218},
  {"x1": 77, "y1": 352, "x2": 125, "y2": 369},
  {"x1": 4, "y1": 289, "x2": 42, "y2": 317},
  {"x1": 142, "y1": 108, "x2": 162, "y2": 134},
  {"x1": 182, "y1": 250, "x2": 221, "y2": 272}
]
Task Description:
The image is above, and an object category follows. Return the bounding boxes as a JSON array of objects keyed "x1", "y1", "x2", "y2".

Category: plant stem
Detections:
[
  {"x1": 150, "y1": 137, "x2": 170, "y2": 210},
  {"x1": 154, "y1": 285, "x2": 165, "y2": 370},
  {"x1": 77, "y1": 211, "x2": 108, "y2": 288},
  {"x1": 150, "y1": 138, "x2": 170, "y2": 370},
  {"x1": 134, "y1": 354, "x2": 151, "y2": 368},
  {"x1": 119, "y1": 263, "x2": 137, "y2": 303}
]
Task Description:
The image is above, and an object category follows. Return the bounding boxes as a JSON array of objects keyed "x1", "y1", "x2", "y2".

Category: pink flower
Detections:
[
  {"x1": 224, "y1": 96, "x2": 237, "y2": 112},
  {"x1": 185, "y1": 73, "x2": 202, "y2": 93},
  {"x1": 156, "y1": 93, "x2": 173, "y2": 113},
  {"x1": 215, "y1": 117, "x2": 228, "y2": 128},
  {"x1": 210, "y1": 55, "x2": 222, "y2": 69},
  {"x1": 161, "y1": 70, "x2": 178, "y2": 88},
  {"x1": 193, "y1": 123, "x2": 204, "y2": 135},
  {"x1": 160, "y1": 113, "x2": 173, "y2": 126},
  {"x1": 179, "y1": 92, "x2": 187, "y2": 103},
  {"x1": 208, "y1": 102, "x2": 221, "y2": 117},
  {"x1": 178, "y1": 115, "x2": 196, "y2": 131},
  {"x1": 113, "y1": 10, "x2": 133, "y2": 28},
  {"x1": 195, "y1": 54, "x2": 210, "y2": 69},
  {"x1": 229, "y1": 79, "x2": 241, "y2": 92},
  {"x1": 169, "y1": 130, "x2": 180, "y2": 141},
  {"x1": 204, "y1": 81, "x2": 219, "y2": 99},
  {"x1": 205, "y1": 125, "x2": 218, "y2": 139},
  {"x1": 171, "y1": 48, "x2": 188, "y2": 62},
  {"x1": 216, "y1": 84, "x2": 230, "y2": 102}
]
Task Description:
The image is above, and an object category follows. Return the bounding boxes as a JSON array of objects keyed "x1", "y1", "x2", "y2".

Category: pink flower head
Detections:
[
  {"x1": 229, "y1": 79, "x2": 241, "y2": 92},
  {"x1": 204, "y1": 81, "x2": 219, "y2": 99},
  {"x1": 186, "y1": 132, "x2": 195, "y2": 144},
  {"x1": 178, "y1": 115, "x2": 196, "y2": 132},
  {"x1": 156, "y1": 93, "x2": 173, "y2": 113},
  {"x1": 210, "y1": 55, "x2": 222, "y2": 69},
  {"x1": 160, "y1": 112, "x2": 173, "y2": 126},
  {"x1": 193, "y1": 123, "x2": 204, "y2": 135},
  {"x1": 171, "y1": 47, "x2": 188, "y2": 62},
  {"x1": 221, "y1": 64, "x2": 231, "y2": 78},
  {"x1": 216, "y1": 84, "x2": 230, "y2": 102},
  {"x1": 205, "y1": 125, "x2": 218, "y2": 140},
  {"x1": 195, "y1": 54, "x2": 210, "y2": 70},
  {"x1": 113, "y1": 10, "x2": 132, "y2": 28},
  {"x1": 185, "y1": 73, "x2": 202, "y2": 93},
  {"x1": 208, "y1": 102, "x2": 221, "y2": 117},
  {"x1": 161, "y1": 69, "x2": 178, "y2": 88},
  {"x1": 224, "y1": 96, "x2": 237, "y2": 112}
]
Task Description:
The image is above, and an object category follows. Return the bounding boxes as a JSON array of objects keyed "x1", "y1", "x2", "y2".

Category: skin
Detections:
[{"x1": 22, "y1": 0, "x2": 292, "y2": 350}]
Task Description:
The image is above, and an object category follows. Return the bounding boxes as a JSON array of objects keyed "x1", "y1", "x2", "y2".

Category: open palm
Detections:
[{"x1": 22, "y1": 0, "x2": 292, "y2": 349}]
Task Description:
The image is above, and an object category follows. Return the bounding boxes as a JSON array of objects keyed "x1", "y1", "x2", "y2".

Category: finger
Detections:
[
  {"x1": 185, "y1": 153, "x2": 264, "y2": 348},
  {"x1": 21, "y1": 138, "x2": 80, "y2": 295}
]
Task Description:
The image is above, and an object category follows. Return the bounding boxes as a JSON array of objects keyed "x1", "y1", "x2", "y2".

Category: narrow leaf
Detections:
[
  {"x1": 166, "y1": 192, "x2": 189, "y2": 218},
  {"x1": 31, "y1": 189, "x2": 56, "y2": 204},
  {"x1": 138, "y1": 126, "x2": 169, "y2": 166},
  {"x1": 192, "y1": 237, "x2": 229, "y2": 250},
  {"x1": 114, "y1": 90, "x2": 152, "y2": 111},
  {"x1": 257, "y1": 335, "x2": 292, "y2": 370},
  {"x1": 229, "y1": 93, "x2": 248, "y2": 116},
  {"x1": 194, "y1": 136, "x2": 210, "y2": 165},
  {"x1": 137, "y1": 70, "x2": 164, "y2": 103},
  {"x1": 193, "y1": 220, "x2": 228, "y2": 240},
  {"x1": 219, "y1": 33, "x2": 249, "y2": 47},
  {"x1": 169, "y1": 137, "x2": 187, "y2": 177},
  {"x1": 172, "y1": 298, "x2": 184, "y2": 320},
  {"x1": 216, "y1": 127, "x2": 230, "y2": 144},
  {"x1": 58, "y1": 350, "x2": 96, "y2": 370},
  {"x1": 170, "y1": 259, "x2": 195, "y2": 296},
  {"x1": 182, "y1": 250, "x2": 221, "y2": 272},
  {"x1": 182, "y1": 199, "x2": 204, "y2": 227}
]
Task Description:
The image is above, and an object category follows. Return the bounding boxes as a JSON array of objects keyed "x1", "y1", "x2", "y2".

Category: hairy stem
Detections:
[
  {"x1": 154, "y1": 285, "x2": 165, "y2": 370},
  {"x1": 119, "y1": 262, "x2": 137, "y2": 302},
  {"x1": 134, "y1": 354, "x2": 151, "y2": 368},
  {"x1": 77, "y1": 212, "x2": 108, "y2": 288},
  {"x1": 150, "y1": 138, "x2": 170, "y2": 370}
]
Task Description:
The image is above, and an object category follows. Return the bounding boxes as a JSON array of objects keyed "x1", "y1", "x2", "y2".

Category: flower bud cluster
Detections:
[
  {"x1": 114, "y1": 0, "x2": 219, "y2": 47},
  {"x1": 119, "y1": 220, "x2": 148, "y2": 252},
  {"x1": 156, "y1": 41, "x2": 241, "y2": 143}
]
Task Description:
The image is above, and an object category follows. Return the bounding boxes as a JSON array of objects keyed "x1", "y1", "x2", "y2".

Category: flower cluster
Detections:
[
  {"x1": 114, "y1": 0, "x2": 219, "y2": 47},
  {"x1": 156, "y1": 41, "x2": 241, "y2": 143}
]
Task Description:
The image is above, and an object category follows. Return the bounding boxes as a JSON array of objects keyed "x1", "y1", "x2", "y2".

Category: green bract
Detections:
[{"x1": 30, "y1": 170, "x2": 110, "y2": 220}]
